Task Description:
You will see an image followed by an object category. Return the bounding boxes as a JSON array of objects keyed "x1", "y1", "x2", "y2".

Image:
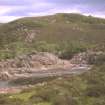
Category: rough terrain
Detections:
[
  {"x1": 0, "y1": 51, "x2": 95, "y2": 81},
  {"x1": 0, "y1": 52, "x2": 92, "y2": 93},
  {"x1": 0, "y1": 52, "x2": 72, "y2": 80}
]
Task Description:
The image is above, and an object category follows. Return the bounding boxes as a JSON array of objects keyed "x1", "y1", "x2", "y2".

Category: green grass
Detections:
[
  {"x1": 9, "y1": 91, "x2": 35, "y2": 102},
  {"x1": 33, "y1": 102, "x2": 52, "y2": 105}
]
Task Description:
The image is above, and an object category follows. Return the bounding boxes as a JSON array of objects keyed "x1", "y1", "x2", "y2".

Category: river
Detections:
[{"x1": 0, "y1": 65, "x2": 91, "y2": 89}]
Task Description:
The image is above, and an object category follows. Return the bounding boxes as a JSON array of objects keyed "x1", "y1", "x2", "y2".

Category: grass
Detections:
[
  {"x1": 9, "y1": 91, "x2": 35, "y2": 102},
  {"x1": 33, "y1": 102, "x2": 52, "y2": 105}
]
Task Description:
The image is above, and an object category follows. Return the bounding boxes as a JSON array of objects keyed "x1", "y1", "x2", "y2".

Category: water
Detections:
[
  {"x1": 0, "y1": 81, "x2": 10, "y2": 88},
  {"x1": 0, "y1": 65, "x2": 91, "y2": 88}
]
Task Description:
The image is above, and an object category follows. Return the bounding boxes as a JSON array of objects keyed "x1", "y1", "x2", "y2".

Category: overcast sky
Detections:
[{"x1": 0, "y1": 0, "x2": 105, "y2": 22}]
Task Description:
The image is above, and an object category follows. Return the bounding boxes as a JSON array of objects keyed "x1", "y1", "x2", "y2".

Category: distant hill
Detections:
[{"x1": 0, "y1": 13, "x2": 105, "y2": 59}]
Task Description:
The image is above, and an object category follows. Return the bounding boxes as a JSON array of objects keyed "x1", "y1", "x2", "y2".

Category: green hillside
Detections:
[{"x1": 0, "y1": 13, "x2": 105, "y2": 59}]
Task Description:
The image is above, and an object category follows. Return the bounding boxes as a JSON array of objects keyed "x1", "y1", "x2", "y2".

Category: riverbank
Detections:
[
  {"x1": 0, "y1": 52, "x2": 94, "y2": 93},
  {"x1": 0, "y1": 64, "x2": 91, "y2": 94}
]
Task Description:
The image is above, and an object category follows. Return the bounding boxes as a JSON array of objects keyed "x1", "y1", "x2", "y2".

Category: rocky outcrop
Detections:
[
  {"x1": 0, "y1": 51, "x2": 96, "y2": 81},
  {"x1": 70, "y1": 52, "x2": 88, "y2": 64},
  {"x1": 0, "y1": 72, "x2": 12, "y2": 80},
  {"x1": 0, "y1": 52, "x2": 72, "y2": 80},
  {"x1": 70, "y1": 51, "x2": 105, "y2": 65}
]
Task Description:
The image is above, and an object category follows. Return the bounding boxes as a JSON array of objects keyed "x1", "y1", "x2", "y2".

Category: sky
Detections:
[{"x1": 0, "y1": 0, "x2": 105, "y2": 22}]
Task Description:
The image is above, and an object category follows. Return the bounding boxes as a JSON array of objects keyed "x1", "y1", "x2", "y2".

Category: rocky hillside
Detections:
[
  {"x1": 0, "y1": 13, "x2": 105, "y2": 60},
  {"x1": 1, "y1": 13, "x2": 105, "y2": 44}
]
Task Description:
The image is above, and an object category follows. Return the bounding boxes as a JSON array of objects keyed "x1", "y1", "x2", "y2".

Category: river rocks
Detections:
[
  {"x1": 0, "y1": 52, "x2": 71, "y2": 80},
  {"x1": 0, "y1": 72, "x2": 12, "y2": 80},
  {"x1": 30, "y1": 52, "x2": 61, "y2": 65},
  {"x1": 0, "y1": 51, "x2": 96, "y2": 80},
  {"x1": 70, "y1": 52, "x2": 88, "y2": 64},
  {"x1": 70, "y1": 51, "x2": 105, "y2": 65}
]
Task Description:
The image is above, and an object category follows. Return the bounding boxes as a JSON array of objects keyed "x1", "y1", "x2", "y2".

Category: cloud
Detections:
[
  {"x1": 0, "y1": 0, "x2": 34, "y2": 6},
  {"x1": 0, "y1": 6, "x2": 12, "y2": 15},
  {"x1": 0, "y1": 16, "x2": 22, "y2": 23},
  {"x1": 28, "y1": 6, "x2": 82, "y2": 17},
  {"x1": 0, "y1": 0, "x2": 105, "y2": 22}
]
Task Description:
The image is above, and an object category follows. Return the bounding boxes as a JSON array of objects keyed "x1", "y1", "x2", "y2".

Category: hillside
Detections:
[
  {"x1": 0, "y1": 13, "x2": 105, "y2": 81},
  {"x1": 0, "y1": 13, "x2": 105, "y2": 59},
  {"x1": 0, "y1": 13, "x2": 105, "y2": 105}
]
